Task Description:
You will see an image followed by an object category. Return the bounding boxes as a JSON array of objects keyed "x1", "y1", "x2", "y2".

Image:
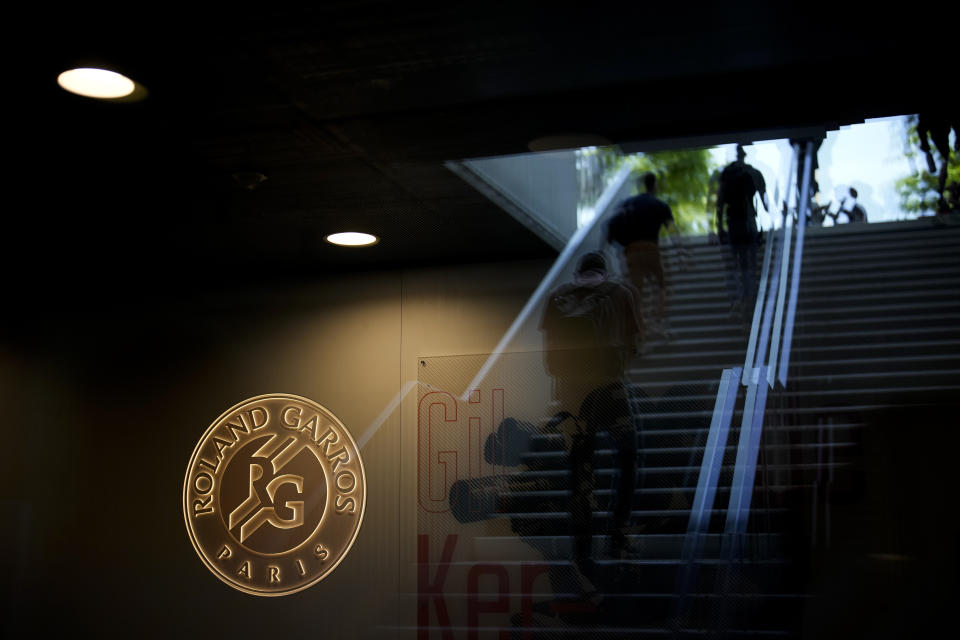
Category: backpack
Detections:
[
  {"x1": 543, "y1": 282, "x2": 619, "y2": 350},
  {"x1": 541, "y1": 280, "x2": 639, "y2": 377}
]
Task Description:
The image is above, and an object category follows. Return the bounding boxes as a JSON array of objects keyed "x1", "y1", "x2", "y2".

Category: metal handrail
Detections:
[
  {"x1": 742, "y1": 144, "x2": 797, "y2": 385},
  {"x1": 679, "y1": 142, "x2": 810, "y2": 623},
  {"x1": 722, "y1": 141, "x2": 813, "y2": 547},
  {"x1": 691, "y1": 140, "x2": 812, "y2": 565},
  {"x1": 742, "y1": 219, "x2": 776, "y2": 384},
  {"x1": 752, "y1": 224, "x2": 786, "y2": 382},
  {"x1": 778, "y1": 141, "x2": 814, "y2": 386},
  {"x1": 768, "y1": 146, "x2": 799, "y2": 386},
  {"x1": 676, "y1": 367, "x2": 742, "y2": 611}
]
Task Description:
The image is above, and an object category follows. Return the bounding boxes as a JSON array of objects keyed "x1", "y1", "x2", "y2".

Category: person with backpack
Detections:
[
  {"x1": 716, "y1": 144, "x2": 769, "y2": 313},
  {"x1": 540, "y1": 251, "x2": 641, "y2": 598}
]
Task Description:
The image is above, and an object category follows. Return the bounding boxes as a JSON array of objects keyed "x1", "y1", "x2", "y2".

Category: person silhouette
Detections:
[
  {"x1": 917, "y1": 112, "x2": 959, "y2": 212},
  {"x1": 606, "y1": 172, "x2": 681, "y2": 341},
  {"x1": 837, "y1": 187, "x2": 867, "y2": 223},
  {"x1": 790, "y1": 135, "x2": 825, "y2": 215},
  {"x1": 716, "y1": 144, "x2": 769, "y2": 313},
  {"x1": 540, "y1": 251, "x2": 641, "y2": 598}
]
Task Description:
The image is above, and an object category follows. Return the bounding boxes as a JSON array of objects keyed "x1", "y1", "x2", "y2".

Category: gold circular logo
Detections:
[{"x1": 183, "y1": 394, "x2": 366, "y2": 596}]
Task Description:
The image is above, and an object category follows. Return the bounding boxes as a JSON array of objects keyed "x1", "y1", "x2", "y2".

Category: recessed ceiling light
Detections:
[
  {"x1": 325, "y1": 232, "x2": 379, "y2": 247},
  {"x1": 57, "y1": 68, "x2": 136, "y2": 99}
]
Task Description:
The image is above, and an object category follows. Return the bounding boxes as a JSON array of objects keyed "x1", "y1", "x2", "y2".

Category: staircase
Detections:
[{"x1": 430, "y1": 217, "x2": 960, "y2": 638}]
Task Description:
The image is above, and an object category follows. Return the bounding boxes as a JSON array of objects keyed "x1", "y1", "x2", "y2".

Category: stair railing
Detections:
[
  {"x1": 725, "y1": 140, "x2": 813, "y2": 546},
  {"x1": 778, "y1": 141, "x2": 813, "y2": 386},
  {"x1": 674, "y1": 366, "x2": 742, "y2": 617},
  {"x1": 675, "y1": 142, "x2": 800, "y2": 614},
  {"x1": 743, "y1": 144, "x2": 797, "y2": 385},
  {"x1": 677, "y1": 141, "x2": 814, "y2": 627}
]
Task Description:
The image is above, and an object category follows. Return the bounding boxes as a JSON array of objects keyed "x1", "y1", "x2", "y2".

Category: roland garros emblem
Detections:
[{"x1": 183, "y1": 394, "x2": 366, "y2": 596}]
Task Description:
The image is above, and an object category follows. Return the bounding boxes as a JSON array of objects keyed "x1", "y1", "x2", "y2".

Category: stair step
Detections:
[{"x1": 471, "y1": 532, "x2": 787, "y2": 560}]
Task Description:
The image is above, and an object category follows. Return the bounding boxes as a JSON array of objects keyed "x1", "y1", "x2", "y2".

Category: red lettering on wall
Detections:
[
  {"x1": 417, "y1": 389, "x2": 506, "y2": 514},
  {"x1": 418, "y1": 392, "x2": 458, "y2": 513},
  {"x1": 467, "y1": 564, "x2": 510, "y2": 640},
  {"x1": 417, "y1": 534, "x2": 457, "y2": 640}
]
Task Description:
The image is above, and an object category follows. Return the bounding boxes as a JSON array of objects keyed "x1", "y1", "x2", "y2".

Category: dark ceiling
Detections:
[{"x1": 12, "y1": 2, "x2": 955, "y2": 307}]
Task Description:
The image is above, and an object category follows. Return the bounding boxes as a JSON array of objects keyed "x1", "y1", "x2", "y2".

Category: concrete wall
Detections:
[{"x1": 459, "y1": 151, "x2": 579, "y2": 248}]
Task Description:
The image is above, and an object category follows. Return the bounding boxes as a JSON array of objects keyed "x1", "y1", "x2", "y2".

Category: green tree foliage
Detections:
[
  {"x1": 578, "y1": 146, "x2": 718, "y2": 234},
  {"x1": 623, "y1": 149, "x2": 717, "y2": 234},
  {"x1": 896, "y1": 114, "x2": 960, "y2": 214}
]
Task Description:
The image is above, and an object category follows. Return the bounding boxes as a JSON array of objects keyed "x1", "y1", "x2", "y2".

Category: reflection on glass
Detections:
[{"x1": 414, "y1": 115, "x2": 960, "y2": 636}]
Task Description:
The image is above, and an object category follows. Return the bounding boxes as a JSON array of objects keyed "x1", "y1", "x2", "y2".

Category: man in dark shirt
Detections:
[
  {"x1": 716, "y1": 145, "x2": 769, "y2": 311},
  {"x1": 606, "y1": 172, "x2": 680, "y2": 341}
]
